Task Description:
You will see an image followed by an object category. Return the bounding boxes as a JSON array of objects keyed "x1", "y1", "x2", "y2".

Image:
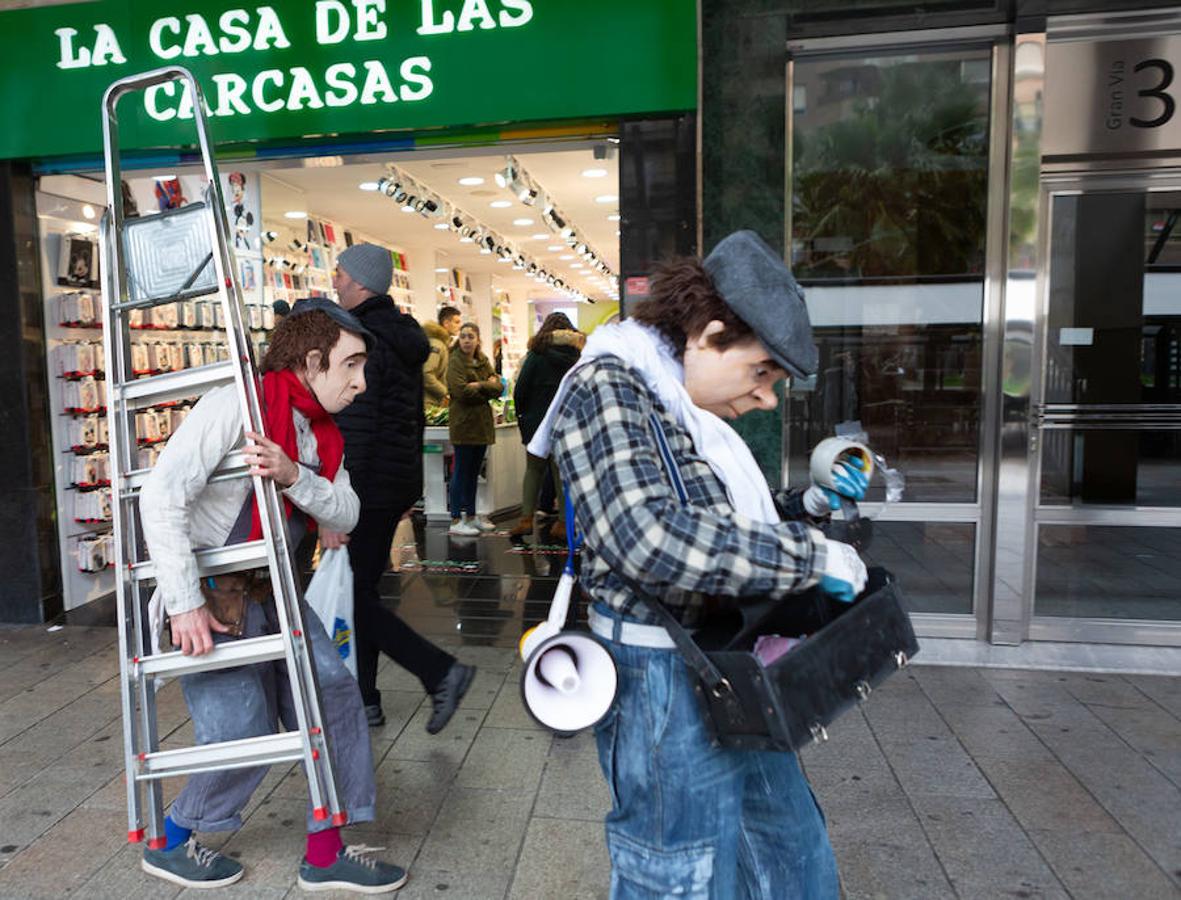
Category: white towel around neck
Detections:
[{"x1": 527, "y1": 319, "x2": 779, "y2": 524}]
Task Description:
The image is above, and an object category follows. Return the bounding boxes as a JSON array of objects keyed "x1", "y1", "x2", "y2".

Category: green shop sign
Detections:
[{"x1": 0, "y1": 0, "x2": 696, "y2": 160}]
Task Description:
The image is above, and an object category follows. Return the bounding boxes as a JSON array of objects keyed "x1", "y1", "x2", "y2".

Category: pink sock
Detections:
[{"x1": 306, "y1": 826, "x2": 343, "y2": 868}]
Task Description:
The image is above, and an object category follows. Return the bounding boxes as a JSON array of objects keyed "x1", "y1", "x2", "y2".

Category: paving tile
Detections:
[
  {"x1": 365, "y1": 690, "x2": 427, "y2": 742},
  {"x1": 0, "y1": 808, "x2": 124, "y2": 898},
  {"x1": 483, "y1": 672, "x2": 543, "y2": 731},
  {"x1": 412, "y1": 788, "x2": 533, "y2": 876},
  {"x1": 394, "y1": 866, "x2": 511, "y2": 900},
  {"x1": 1058, "y1": 672, "x2": 1156, "y2": 710},
  {"x1": 824, "y1": 797, "x2": 954, "y2": 900},
  {"x1": 936, "y1": 702, "x2": 1056, "y2": 762},
  {"x1": 972, "y1": 756, "x2": 1119, "y2": 834},
  {"x1": 799, "y1": 708, "x2": 894, "y2": 773},
  {"x1": 911, "y1": 796, "x2": 1069, "y2": 899},
  {"x1": 507, "y1": 817, "x2": 609, "y2": 900},
  {"x1": 75, "y1": 842, "x2": 184, "y2": 900},
  {"x1": 371, "y1": 757, "x2": 457, "y2": 835},
  {"x1": 454, "y1": 726, "x2": 552, "y2": 793},
  {"x1": 1127, "y1": 674, "x2": 1181, "y2": 719},
  {"x1": 1028, "y1": 829, "x2": 1180, "y2": 900},
  {"x1": 455, "y1": 665, "x2": 507, "y2": 712},
  {"x1": 532, "y1": 732, "x2": 611, "y2": 822},
  {"x1": 913, "y1": 664, "x2": 1007, "y2": 709},
  {"x1": 387, "y1": 705, "x2": 486, "y2": 768},
  {"x1": 878, "y1": 736, "x2": 996, "y2": 799},
  {"x1": 806, "y1": 761, "x2": 907, "y2": 809}
]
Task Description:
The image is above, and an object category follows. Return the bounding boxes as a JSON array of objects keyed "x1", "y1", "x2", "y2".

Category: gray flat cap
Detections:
[
  {"x1": 289, "y1": 297, "x2": 375, "y2": 352},
  {"x1": 336, "y1": 242, "x2": 392, "y2": 295},
  {"x1": 703, "y1": 230, "x2": 817, "y2": 378}
]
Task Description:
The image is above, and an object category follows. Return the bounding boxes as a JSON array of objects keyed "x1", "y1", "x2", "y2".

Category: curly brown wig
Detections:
[
  {"x1": 629, "y1": 257, "x2": 754, "y2": 356},
  {"x1": 261, "y1": 309, "x2": 342, "y2": 373}
]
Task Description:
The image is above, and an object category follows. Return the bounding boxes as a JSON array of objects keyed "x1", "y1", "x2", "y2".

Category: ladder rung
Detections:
[
  {"x1": 136, "y1": 731, "x2": 305, "y2": 780},
  {"x1": 116, "y1": 361, "x2": 237, "y2": 406},
  {"x1": 113, "y1": 286, "x2": 219, "y2": 312},
  {"x1": 131, "y1": 540, "x2": 268, "y2": 583},
  {"x1": 121, "y1": 450, "x2": 248, "y2": 495},
  {"x1": 135, "y1": 633, "x2": 286, "y2": 678}
]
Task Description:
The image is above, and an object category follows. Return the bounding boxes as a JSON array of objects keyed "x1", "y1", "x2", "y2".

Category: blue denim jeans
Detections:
[
  {"x1": 593, "y1": 605, "x2": 839, "y2": 899},
  {"x1": 169, "y1": 598, "x2": 376, "y2": 834},
  {"x1": 449, "y1": 444, "x2": 487, "y2": 519}
]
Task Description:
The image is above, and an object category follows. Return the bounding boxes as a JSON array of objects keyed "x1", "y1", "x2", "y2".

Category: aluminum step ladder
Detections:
[{"x1": 99, "y1": 65, "x2": 344, "y2": 849}]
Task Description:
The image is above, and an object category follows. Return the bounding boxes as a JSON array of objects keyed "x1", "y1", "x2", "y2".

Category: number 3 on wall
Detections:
[{"x1": 1131, "y1": 59, "x2": 1176, "y2": 129}]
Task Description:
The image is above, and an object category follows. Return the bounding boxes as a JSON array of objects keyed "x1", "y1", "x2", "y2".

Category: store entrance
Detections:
[{"x1": 1027, "y1": 179, "x2": 1181, "y2": 644}]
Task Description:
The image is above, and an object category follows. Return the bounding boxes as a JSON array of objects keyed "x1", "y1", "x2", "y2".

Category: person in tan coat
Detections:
[{"x1": 422, "y1": 318, "x2": 451, "y2": 410}]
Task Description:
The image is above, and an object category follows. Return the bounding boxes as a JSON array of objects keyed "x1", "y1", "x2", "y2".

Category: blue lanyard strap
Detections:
[{"x1": 562, "y1": 484, "x2": 582, "y2": 576}]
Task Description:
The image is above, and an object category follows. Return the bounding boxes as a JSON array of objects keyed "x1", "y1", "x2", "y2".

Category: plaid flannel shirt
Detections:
[{"x1": 550, "y1": 357, "x2": 829, "y2": 626}]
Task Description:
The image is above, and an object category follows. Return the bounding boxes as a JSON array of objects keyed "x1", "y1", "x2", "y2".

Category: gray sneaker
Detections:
[
  {"x1": 297, "y1": 845, "x2": 408, "y2": 894},
  {"x1": 141, "y1": 835, "x2": 244, "y2": 889}
]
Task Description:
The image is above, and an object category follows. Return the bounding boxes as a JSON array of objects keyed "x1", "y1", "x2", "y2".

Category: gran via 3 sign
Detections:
[
  {"x1": 0, "y1": 0, "x2": 696, "y2": 159},
  {"x1": 1045, "y1": 34, "x2": 1181, "y2": 159}
]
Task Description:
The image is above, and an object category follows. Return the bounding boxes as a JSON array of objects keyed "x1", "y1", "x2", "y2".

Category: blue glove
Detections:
[
  {"x1": 819, "y1": 539, "x2": 868, "y2": 603},
  {"x1": 823, "y1": 459, "x2": 869, "y2": 510}
]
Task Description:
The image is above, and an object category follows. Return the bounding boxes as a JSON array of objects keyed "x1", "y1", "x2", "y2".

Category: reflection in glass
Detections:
[
  {"x1": 1040, "y1": 429, "x2": 1181, "y2": 507},
  {"x1": 1035, "y1": 526, "x2": 1181, "y2": 621},
  {"x1": 860, "y1": 522, "x2": 975, "y2": 615},
  {"x1": 788, "y1": 48, "x2": 991, "y2": 502}
]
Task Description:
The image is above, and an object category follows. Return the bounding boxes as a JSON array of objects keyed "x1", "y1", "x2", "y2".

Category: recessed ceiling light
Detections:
[
  {"x1": 358, "y1": 181, "x2": 380, "y2": 191},
  {"x1": 595, "y1": 194, "x2": 618, "y2": 204},
  {"x1": 571, "y1": 263, "x2": 584, "y2": 269},
  {"x1": 458, "y1": 176, "x2": 485, "y2": 186},
  {"x1": 435, "y1": 267, "x2": 449, "y2": 273},
  {"x1": 532, "y1": 234, "x2": 549, "y2": 241},
  {"x1": 490, "y1": 200, "x2": 512, "y2": 209},
  {"x1": 434, "y1": 222, "x2": 450, "y2": 230},
  {"x1": 559, "y1": 254, "x2": 575, "y2": 260},
  {"x1": 582, "y1": 168, "x2": 609, "y2": 178},
  {"x1": 512, "y1": 218, "x2": 534, "y2": 227},
  {"x1": 81, "y1": 204, "x2": 96, "y2": 220},
  {"x1": 284, "y1": 210, "x2": 308, "y2": 219},
  {"x1": 607, "y1": 213, "x2": 621, "y2": 221}
]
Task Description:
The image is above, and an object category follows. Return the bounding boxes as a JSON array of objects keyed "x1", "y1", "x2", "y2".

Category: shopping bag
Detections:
[
  {"x1": 305, "y1": 547, "x2": 357, "y2": 679},
  {"x1": 389, "y1": 514, "x2": 421, "y2": 571}
]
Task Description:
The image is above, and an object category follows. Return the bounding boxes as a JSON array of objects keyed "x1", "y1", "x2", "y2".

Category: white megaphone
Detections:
[{"x1": 519, "y1": 569, "x2": 618, "y2": 735}]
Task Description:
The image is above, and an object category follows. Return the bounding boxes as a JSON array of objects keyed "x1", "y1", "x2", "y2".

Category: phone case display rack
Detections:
[
  {"x1": 41, "y1": 202, "x2": 275, "y2": 610},
  {"x1": 261, "y1": 214, "x2": 414, "y2": 316}
]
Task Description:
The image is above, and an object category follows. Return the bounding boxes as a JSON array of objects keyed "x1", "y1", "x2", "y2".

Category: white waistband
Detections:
[{"x1": 588, "y1": 607, "x2": 678, "y2": 650}]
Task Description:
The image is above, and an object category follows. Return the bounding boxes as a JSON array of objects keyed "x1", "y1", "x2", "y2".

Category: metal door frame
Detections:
[
  {"x1": 785, "y1": 24, "x2": 1011, "y2": 641},
  {"x1": 1021, "y1": 170, "x2": 1181, "y2": 646}
]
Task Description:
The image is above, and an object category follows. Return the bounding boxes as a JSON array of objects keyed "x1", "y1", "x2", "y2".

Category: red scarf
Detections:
[{"x1": 247, "y1": 369, "x2": 344, "y2": 541}]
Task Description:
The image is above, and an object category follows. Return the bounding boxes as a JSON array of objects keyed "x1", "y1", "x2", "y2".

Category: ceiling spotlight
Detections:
[
  {"x1": 517, "y1": 185, "x2": 539, "y2": 206},
  {"x1": 495, "y1": 165, "x2": 512, "y2": 188},
  {"x1": 262, "y1": 231, "x2": 278, "y2": 244},
  {"x1": 289, "y1": 238, "x2": 305, "y2": 251},
  {"x1": 544, "y1": 206, "x2": 567, "y2": 231},
  {"x1": 451, "y1": 215, "x2": 464, "y2": 230},
  {"x1": 392, "y1": 188, "x2": 409, "y2": 204},
  {"x1": 561, "y1": 228, "x2": 576, "y2": 242}
]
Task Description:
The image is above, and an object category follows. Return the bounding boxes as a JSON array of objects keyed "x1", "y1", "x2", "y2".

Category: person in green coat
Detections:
[
  {"x1": 509, "y1": 313, "x2": 584, "y2": 542},
  {"x1": 446, "y1": 322, "x2": 502, "y2": 536}
]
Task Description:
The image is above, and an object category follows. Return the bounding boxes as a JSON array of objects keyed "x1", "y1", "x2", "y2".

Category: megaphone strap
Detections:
[{"x1": 562, "y1": 485, "x2": 582, "y2": 576}]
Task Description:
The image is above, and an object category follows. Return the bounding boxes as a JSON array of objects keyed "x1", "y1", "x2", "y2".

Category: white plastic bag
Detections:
[{"x1": 305, "y1": 547, "x2": 357, "y2": 679}]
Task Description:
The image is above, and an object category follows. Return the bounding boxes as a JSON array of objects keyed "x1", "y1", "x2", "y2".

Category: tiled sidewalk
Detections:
[{"x1": 0, "y1": 620, "x2": 1178, "y2": 898}]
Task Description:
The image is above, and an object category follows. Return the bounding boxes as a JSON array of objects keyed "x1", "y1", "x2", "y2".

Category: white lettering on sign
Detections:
[
  {"x1": 418, "y1": 0, "x2": 532, "y2": 35},
  {"x1": 148, "y1": 18, "x2": 182, "y2": 59},
  {"x1": 353, "y1": 0, "x2": 387, "y2": 41},
  {"x1": 315, "y1": 1, "x2": 350, "y2": 45},
  {"x1": 55, "y1": 24, "x2": 126, "y2": 69},
  {"x1": 141, "y1": 59, "x2": 435, "y2": 121},
  {"x1": 218, "y1": 9, "x2": 253, "y2": 53}
]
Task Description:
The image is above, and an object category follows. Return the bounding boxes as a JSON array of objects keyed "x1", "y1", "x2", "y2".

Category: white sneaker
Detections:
[
  {"x1": 449, "y1": 519, "x2": 480, "y2": 537},
  {"x1": 473, "y1": 517, "x2": 496, "y2": 532}
]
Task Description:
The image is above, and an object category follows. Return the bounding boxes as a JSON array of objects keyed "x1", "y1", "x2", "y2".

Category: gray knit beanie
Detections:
[{"x1": 337, "y1": 243, "x2": 392, "y2": 295}]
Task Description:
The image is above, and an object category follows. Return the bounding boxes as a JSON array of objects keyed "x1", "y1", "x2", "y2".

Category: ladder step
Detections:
[
  {"x1": 135, "y1": 633, "x2": 287, "y2": 678},
  {"x1": 136, "y1": 731, "x2": 306, "y2": 780},
  {"x1": 116, "y1": 360, "x2": 237, "y2": 406},
  {"x1": 132, "y1": 539, "x2": 269, "y2": 583},
  {"x1": 122, "y1": 450, "x2": 248, "y2": 495}
]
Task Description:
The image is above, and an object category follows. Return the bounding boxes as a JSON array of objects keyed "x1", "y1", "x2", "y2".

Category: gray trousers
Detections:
[{"x1": 169, "y1": 599, "x2": 376, "y2": 834}]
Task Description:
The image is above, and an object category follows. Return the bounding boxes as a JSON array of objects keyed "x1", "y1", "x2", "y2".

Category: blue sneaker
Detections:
[
  {"x1": 141, "y1": 835, "x2": 244, "y2": 889},
  {"x1": 297, "y1": 845, "x2": 408, "y2": 894}
]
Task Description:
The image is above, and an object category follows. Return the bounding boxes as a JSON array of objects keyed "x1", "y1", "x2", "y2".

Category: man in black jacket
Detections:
[{"x1": 327, "y1": 243, "x2": 475, "y2": 732}]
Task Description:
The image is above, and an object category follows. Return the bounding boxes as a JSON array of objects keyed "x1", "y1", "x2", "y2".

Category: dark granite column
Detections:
[
  {"x1": 0, "y1": 162, "x2": 62, "y2": 623},
  {"x1": 702, "y1": 4, "x2": 790, "y2": 485}
]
